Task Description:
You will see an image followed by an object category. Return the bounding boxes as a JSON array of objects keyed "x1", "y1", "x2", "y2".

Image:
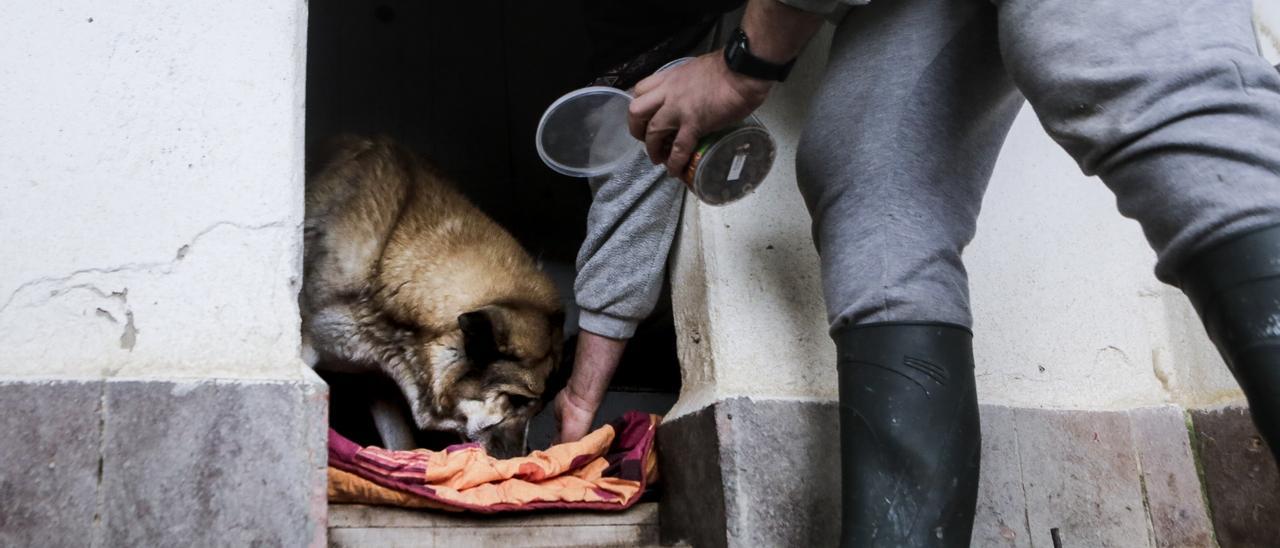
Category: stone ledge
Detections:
[
  {"x1": 977, "y1": 404, "x2": 1212, "y2": 548},
  {"x1": 658, "y1": 399, "x2": 1216, "y2": 548},
  {"x1": 0, "y1": 380, "x2": 101, "y2": 548},
  {"x1": 1190, "y1": 404, "x2": 1280, "y2": 547},
  {"x1": 657, "y1": 404, "x2": 729, "y2": 548},
  {"x1": 0, "y1": 375, "x2": 327, "y2": 548},
  {"x1": 328, "y1": 503, "x2": 662, "y2": 547}
]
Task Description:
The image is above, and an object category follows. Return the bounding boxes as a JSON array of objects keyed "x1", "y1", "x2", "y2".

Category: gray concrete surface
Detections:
[
  {"x1": 657, "y1": 404, "x2": 729, "y2": 548},
  {"x1": 329, "y1": 503, "x2": 663, "y2": 547},
  {"x1": 972, "y1": 405, "x2": 1034, "y2": 548},
  {"x1": 0, "y1": 380, "x2": 102, "y2": 548},
  {"x1": 0, "y1": 376, "x2": 328, "y2": 548},
  {"x1": 659, "y1": 399, "x2": 1215, "y2": 547},
  {"x1": 1011, "y1": 407, "x2": 1152, "y2": 547},
  {"x1": 1192, "y1": 404, "x2": 1280, "y2": 547},
  {"x1": 1130, "y1": 406, "x2": 1217, "y2": 548},
  {"x1": 717, "y1": 398, "x2": 841, "y2": 548}
]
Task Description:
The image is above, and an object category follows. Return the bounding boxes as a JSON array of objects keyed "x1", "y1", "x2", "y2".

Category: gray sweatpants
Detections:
[{"x1": 798, "y1": 0, "x2": 1280, "y2": 329}]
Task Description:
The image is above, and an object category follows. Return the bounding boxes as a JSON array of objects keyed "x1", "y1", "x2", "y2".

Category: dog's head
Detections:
[{"x1": 401, "y1": 304, "x2": 563, "y2": 458}]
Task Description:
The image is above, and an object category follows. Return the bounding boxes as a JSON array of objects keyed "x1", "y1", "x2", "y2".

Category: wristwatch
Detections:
[{"x1": 723, "y1": 27, "x2": 796, "y2": 82}]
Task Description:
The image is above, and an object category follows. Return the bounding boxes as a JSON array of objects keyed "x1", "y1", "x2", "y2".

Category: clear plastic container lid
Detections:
[{"x1": 535, "y1": 86, "x2": 637, "y2": 178}]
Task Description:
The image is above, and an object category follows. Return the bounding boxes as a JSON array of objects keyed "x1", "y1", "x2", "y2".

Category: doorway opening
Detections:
[{"x1": 304, "y1": 0, "x2": 695, "y2": 453}]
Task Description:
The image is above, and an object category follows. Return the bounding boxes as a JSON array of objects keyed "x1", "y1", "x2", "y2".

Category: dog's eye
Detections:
[{"x1": 506, "y1": 394, "x2": 534, "y2": 409}]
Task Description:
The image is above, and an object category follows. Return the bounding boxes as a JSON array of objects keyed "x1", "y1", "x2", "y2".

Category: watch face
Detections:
[
  {"x1": 723, "y1": 27, "x2": 789, "y2": 82},
  {"x1": 726, "y1": 31, "x2": 746, "y2": 65}
]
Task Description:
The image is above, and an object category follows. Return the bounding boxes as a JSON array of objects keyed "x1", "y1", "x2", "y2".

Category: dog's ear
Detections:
[{"x1": 458, "y1": 306, "x2": 510, "y2": 365}]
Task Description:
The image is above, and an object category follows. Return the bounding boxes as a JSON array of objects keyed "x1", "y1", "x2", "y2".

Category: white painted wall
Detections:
[
  {"x1": 0, "y1": 0, "x2": 1270, "y2": 399},
  {"x1": 966, "y1": 110, "x2": 1223, "y2": 409},
  {"x1": 670, "y1": 26, "x2": 836, "y2": 418},
  {"x1": 1258, "y1": 2, "x2": 1280, "y2": 60},
  {"x1": 0, "y1": 0, "x2": 308, "y2": 380},
  {"x1": 672, "y1": 5, "x2": 1280, "y2": 416}
]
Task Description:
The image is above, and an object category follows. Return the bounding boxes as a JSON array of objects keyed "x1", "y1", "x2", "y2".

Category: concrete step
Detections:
[{"x1": 328, "y1": 503, "x2": 669, "y2": 547}]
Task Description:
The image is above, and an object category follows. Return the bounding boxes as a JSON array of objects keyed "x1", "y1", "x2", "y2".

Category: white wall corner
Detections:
[{"x1": 0, "y1": 0, "x2": 310, "y2": 381}]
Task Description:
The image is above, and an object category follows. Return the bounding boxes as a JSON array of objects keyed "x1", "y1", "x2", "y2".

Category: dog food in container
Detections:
[{"x1": 678, "y1": 116, "x2": 774, "y2": 205}]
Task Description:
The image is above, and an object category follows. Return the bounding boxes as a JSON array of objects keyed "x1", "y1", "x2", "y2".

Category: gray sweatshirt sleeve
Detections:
[{"x1": 574, "y1": 150, "x2": 686, "y2": 339}]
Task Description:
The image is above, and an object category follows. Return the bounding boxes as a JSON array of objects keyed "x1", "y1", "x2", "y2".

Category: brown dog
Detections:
[{"x1": 301, "y1": 135, "x2": 563, "y2": 457}]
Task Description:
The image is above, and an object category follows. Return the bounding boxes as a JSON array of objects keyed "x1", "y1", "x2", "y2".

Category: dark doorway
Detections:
[{"x1": 305, "y1": 0, "x2": 683, "y2": 450}]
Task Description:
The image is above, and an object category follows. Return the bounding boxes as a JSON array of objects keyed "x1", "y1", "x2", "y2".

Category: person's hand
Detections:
[
  {"x1": 555, "y1": 330, "x2": 627, "y2": 443},
  {"x1": 553, "y1": 386, "x2": 598, "y2": 444},
  {"x1": 629, "y1": 51, "x2": 773, "y2": 178}
]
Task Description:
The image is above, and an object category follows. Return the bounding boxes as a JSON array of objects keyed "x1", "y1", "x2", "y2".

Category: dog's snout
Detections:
[
  {"x1": 482, "y1": 420, "x2": 531, "y2": 459},
  {"x1": 484, "y1": 435, "x2": 525, "y2": 459}
]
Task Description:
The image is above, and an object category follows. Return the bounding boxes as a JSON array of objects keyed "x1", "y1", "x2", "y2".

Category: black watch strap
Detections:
[{"x1": 723, "y1": 27, "x2": 795, "y2": 82}]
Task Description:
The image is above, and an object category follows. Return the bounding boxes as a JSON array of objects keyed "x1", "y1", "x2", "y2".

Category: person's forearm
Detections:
[
  {"x1": 563, "y1": 330, "x2": 628, "y2": 412},
  {"x1": 741, "y1": 0, "x2": 826, "y2": 64}
]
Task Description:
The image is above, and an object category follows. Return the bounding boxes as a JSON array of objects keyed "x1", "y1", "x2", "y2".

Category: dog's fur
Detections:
[{"x1": 301, "y1": 135, "x2": 563, "y2": 457}]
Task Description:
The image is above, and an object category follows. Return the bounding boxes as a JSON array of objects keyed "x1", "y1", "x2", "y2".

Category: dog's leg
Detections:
[
  {"x1": 306, "y1": 302, "x2": 397, "y2": 368},
  {"x1": 371, "y1": 398, "x2": 418, "y2": 450}
]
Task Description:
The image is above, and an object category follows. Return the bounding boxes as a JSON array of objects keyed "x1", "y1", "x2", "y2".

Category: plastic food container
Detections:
[
  {"x1": 535, "y1": 59, "x2": 775, "y2": 206},
  {"x1": 535, "y1": 86, "x2": 636, "y2": 178}
]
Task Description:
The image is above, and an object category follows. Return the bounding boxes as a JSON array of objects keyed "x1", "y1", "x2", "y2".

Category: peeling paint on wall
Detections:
[
  {"x1": 0, "y1": 221, "x2": 301, "y2": 379},
  {"x1": 0, "y1": 220, "x2": 286, "y2": 317},
  {"x1": 0, "y1": 0, "x2": 308, "y2": 381},
  {"x1": 1260, "y1": 23, "x2": 1280, "y2": 59},
  {"x1": 1257, "y1": 1, "x2": 1280, "y2": 61}
]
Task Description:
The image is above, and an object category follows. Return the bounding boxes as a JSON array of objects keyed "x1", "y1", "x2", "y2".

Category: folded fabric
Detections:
[{"x1": 327, "y1": 411, "x2": 660, "y2": 513}]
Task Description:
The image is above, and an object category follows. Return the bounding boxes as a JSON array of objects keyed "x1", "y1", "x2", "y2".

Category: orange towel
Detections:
[{"x1": 327, "y1": 412, "x2": 660, "y2": 513}]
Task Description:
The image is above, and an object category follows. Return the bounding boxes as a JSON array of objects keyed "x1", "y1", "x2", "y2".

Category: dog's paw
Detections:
[{"x1": 301, "y1": 337, "x2": 320, "y2": 368}]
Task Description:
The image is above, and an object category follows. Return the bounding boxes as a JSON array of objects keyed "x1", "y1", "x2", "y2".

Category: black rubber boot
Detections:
[
  {"x1": 1179, "y1": 224, "x2": 1280, "y2": 461},
  {"x1": 835, "y1": 322, "x2": 981, "y2": 548}
]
